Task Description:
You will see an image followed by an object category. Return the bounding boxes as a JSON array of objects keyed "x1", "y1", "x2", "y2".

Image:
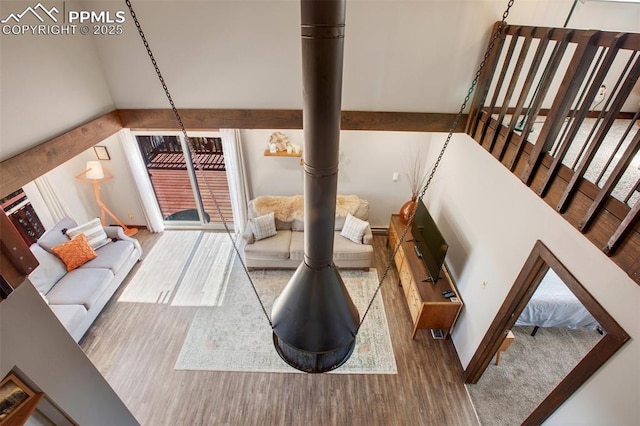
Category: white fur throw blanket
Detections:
[{"x1": 253, "y1": 195, "x2": 361, "y2": 222}]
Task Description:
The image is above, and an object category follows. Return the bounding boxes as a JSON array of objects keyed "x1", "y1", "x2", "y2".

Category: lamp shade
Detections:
[{"x1": 85, "y1": 161, "x2": 105, "y2": 180}]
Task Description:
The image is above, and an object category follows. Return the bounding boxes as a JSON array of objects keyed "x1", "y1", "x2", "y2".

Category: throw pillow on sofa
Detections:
[
  {"x1": 52, "y1": 234, "x2": 98, "y2": 271},
  {"x1": 65, "y1": 217, "x2": 111, "y2": 250},
  {"x1": 250, "y1": 212, "x2": 277, "y2": 240},
  {"x1": 36, "y1": 216, "x2": 78, "y2": 253},
  {"x1": 340, "y1": 213, "x2": 369, "y2": 244}
]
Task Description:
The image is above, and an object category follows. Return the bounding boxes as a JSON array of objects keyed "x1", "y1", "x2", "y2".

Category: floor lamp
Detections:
[{"x1": 76, "y1": 161, "x2": 138, "y2": 237}]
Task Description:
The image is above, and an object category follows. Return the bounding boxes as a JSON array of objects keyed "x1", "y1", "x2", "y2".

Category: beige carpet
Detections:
[
  {"x1": 118, "y1": 231, "x2": 235, "y2": 306},
  {"x1": 466, "y1": 326, "x2": 602, "y2": 425},
  {"x1": 175, "y1": 262, "x2": 397, "y2": 374}
]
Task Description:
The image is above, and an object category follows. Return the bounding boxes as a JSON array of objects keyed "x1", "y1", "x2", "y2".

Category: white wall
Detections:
[
  {"x1": 91, "y1": 0, "x2": 620, "y2": 112},
  {"x1": 425, "y1": 133, "x2": 640, "y2": 425},
  {"x1": 241, "y1": 129, "x2": 432, "y2": 227},
  {"x1": 0, "y1": 282, "x2": 138, "y2": 426},
  {"x1": 3, "y1": 1, "x2": 640, "y2": 164},
  {"x1": 36, "y1": 130, "x2": 146, "y2": 228},
  {"x1": 0, "y1": 1, "x2": 115, "y2": 161}
]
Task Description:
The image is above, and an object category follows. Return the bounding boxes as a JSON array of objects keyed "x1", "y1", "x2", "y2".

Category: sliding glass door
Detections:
[{"x1": 134, "y1": 133, "x2": 234, "y2": 229}]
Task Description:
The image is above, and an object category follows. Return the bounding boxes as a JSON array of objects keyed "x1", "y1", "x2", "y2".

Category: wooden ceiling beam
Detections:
[
  {"x1": 117, "y1": 109, "x2": 466, "y2": 133},
  {"x1": 0, "y1": 111, "x2": 123, "y2": 196}
]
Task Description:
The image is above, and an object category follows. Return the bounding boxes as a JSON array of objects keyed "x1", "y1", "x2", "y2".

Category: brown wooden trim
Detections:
[
  {"x1": 0, "y1": 111, "x2": 123, "y2": 196},
  {"x1": 0, "y1": 108, "x2": 465, "y2": 200},
  {"x1": 485, "y1": 108, "x2": 637, "y2": 120},
  {"x1": 341, "y1": 111, "x2": 466, "y2": 132},
  {"x1": 503, "y1": 24, "x2": 640, "y2": 50},
  {"x1": 118, "y1": 109, "x2": 299, "y2": 131},
  {"x1": 118, "y1": 109, "x2": 466, "y2": 133},
  {"x1": 464, "y1": 240, "x2": 630, "y2": 425}
]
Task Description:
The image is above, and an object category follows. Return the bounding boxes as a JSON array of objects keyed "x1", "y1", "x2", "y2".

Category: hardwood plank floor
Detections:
[{"x1": 80, "y1": 232, "x2": 479, "y2": 425}]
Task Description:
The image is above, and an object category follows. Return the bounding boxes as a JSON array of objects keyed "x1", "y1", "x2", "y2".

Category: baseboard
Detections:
[{"x1": 371, "y1": 227, "x2": 388, "y2": 236}]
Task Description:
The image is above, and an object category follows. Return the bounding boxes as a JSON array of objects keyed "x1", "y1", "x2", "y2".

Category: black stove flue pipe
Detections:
[{"x1": 271, "y1": 0, "x2": 359, "y2": 373}]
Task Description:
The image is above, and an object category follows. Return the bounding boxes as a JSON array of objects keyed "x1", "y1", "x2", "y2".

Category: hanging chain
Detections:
[
  {"x1": 125, "y1": 0, "x2": 273, "y2": 327},
  {"x1": 126, "y1": 0, "x2": 514, "y2": 333},
  {"x1": 357, "y1": 0, "x2": 514, "y2": 332}
]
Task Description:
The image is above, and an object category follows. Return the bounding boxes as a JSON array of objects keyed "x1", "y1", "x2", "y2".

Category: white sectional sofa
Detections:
[
  {"x1": 27, "y1": 217, "x2": 142, "y2": 342},
  {"x1": 243, "y1": 195, "x2": 373, "y2": 270}
]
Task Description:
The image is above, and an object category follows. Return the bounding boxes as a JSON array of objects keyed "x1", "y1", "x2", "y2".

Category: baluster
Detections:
[
  {"x1": 485, "y1": 27, "x2": 534, "y2": 154},
  {"x1": 466, "y1": 21, "x2": 508, "y2": 137},
  {"x1": 520, "y1": 31, "x2": 600, "y2": 185},
  {"x1": 580, "y1": 128, "x2": 640, "y2": 232},
  {"x1": 623, "y1": 176, "x2": 640, "y2": 205},
  {"x1": 492, "y1": 27, "x2": 553, "y2": 161},
  {"x1": 506, "y1": 31, "x2": 572, "y2": 169},
  {"x1": 538, "y1": 34, "x2": 627, "y2": 197},
  {"x1": 556, "y1": 53, "x2": 640, "y2": 212},
  {"x1": 479, "y1": 27, "x2": 522, "y2": 149},
  {"x1": 594, "y1": 110, "x2": 640, "y2": 184},
  {"x1": 604, "y1": 199, "x2": 640, "y2": 255}
]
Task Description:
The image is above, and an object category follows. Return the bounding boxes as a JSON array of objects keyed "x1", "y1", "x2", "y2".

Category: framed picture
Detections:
[
  {"x1": 93, "y1": 146, "x2": 110, "y2": 160},
  {"x1": 0, "y1": 373, "x2": 36, "y2": 424}
]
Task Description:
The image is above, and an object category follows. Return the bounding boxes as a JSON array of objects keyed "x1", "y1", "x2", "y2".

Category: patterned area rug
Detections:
[
  {"x1": 118, "y1": 231, "x2": 235, "y2": 306},
  {"x1": 175, "y1": 261, "x2": 397, "y2": 374}
]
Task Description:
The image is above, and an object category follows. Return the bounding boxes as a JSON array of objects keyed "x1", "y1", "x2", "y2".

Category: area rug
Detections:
[
  {"x1": 118, "y1": 231, "x2": 235, "y2": 307},
  {"x1": 175, "y1": 261, "x2": 397, "y2": 374},
  {"x1": 465, "y1": 326, "x2": 602, "y2": 425}
]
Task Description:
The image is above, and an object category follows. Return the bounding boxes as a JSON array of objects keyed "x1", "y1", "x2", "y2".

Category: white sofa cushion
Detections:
[
  {"x1": 81, "y1": 240, "x2": 135, "y2": 274},
  {"x1": 290, "y1": 231, "x2": 373, "y2": 262},
  {"x1": 46, "y1": 268, "x2": 114, "y2": 310},
  {"x1": 333, "y1": 232, "x2": 374, "y2": 261},
  {"x1": 244, "y1": 230, "x2": 292, "y2": 260},
  {"x1": 28, "y1": 244, "x2": 67, "y2": 294}
]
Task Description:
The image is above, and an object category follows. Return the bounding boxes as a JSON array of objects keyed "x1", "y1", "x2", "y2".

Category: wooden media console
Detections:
[{"x1": 388, "y1": 214, "x2": 463, "y2": 339}]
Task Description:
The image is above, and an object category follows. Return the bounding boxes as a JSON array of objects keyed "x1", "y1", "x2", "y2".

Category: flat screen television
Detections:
[{"x1": 411, "y1": 200, "x2": 448, "y2": 283}]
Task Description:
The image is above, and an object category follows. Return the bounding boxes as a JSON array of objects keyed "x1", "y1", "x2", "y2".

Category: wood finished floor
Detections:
[{"x1": 80, "y1": 231, "x2": 479, "y2": 426}]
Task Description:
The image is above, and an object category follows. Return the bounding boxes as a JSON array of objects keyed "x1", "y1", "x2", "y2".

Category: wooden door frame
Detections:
[{"x1": 463, "y1": 240, "x2": 630, "y2": 425}]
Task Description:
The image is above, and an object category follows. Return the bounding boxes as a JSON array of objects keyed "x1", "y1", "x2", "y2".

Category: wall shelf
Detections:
[{"x1": 263, "y1": 149, "x2": 302, "y2": 158}]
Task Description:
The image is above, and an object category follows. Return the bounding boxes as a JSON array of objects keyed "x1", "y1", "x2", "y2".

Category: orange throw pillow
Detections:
[{"x1": 52, "y1": 234, "x2": 97, "y2": 271}]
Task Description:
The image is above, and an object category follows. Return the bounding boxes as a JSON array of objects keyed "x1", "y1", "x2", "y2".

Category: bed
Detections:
[{"x1": 515, "y1": 269, "x2": 601, "y2": 334}]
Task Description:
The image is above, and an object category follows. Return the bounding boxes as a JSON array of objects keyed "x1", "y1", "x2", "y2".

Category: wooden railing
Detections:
[
  {"x1": 467, "y1": 23, "x2": 640, "y2": 284},
  {"x1": 136, "y1": 136, "x2": 225, "y2": 171}
]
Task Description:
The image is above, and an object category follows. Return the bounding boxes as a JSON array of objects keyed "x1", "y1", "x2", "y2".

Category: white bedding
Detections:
[{"x1": 515, "y1": 269, "x2": 600, "y2": 330}]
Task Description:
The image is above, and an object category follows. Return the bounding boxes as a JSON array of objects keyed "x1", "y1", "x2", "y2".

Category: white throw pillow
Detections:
[
  {"x1": 250, "y1": 212, "x2": 277, "y2": 241},
  {"x1": 340, "y1": 213, "x2": 368, "y2": 244},
  {"x1": 65, "y1": 218, "x2": 110, "y2": 250}
]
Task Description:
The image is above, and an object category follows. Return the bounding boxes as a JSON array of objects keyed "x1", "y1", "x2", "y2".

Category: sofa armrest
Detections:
[
  {"x1": 363, "y1": 225, "x2": 373, "y2": 245},
  {"x1": 242, "y1": 223, "x2": 255, "y2": 244},
  {"x1": 104, "y1": 226, "x2": 142, "y2": 254}
]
